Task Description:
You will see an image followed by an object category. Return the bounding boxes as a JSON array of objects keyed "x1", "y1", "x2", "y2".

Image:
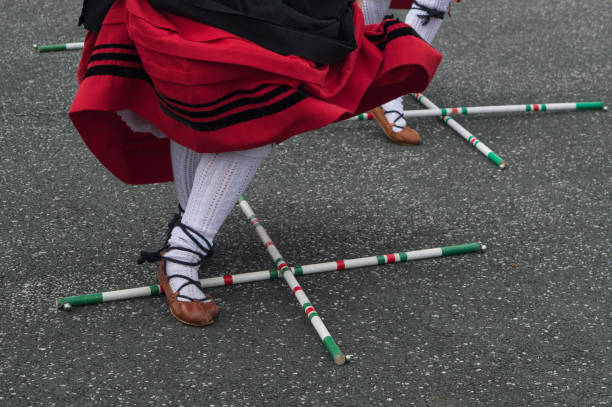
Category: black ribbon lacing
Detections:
[
  {"x1": 138, "y1": 221, "x2": 214, "y2": 265},
  {"x1": 165, "y1": 209, "x2": 183, "y2": 242},
  {"x1": 385, "y1": 109, "x2": 408, "y2": 132},
  {"x1": 137, "y1": 221, "x2": 214, "y2": 301},
  {"x1": 413, "y1": 1, "x2": 446, "y2": 25}
]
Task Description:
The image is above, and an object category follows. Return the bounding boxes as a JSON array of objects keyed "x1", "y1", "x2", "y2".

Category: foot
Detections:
[
  {"x1": 370, "y1": 106, "x2": 421, "y2": 145},
  {"x1": 139, "y1": 221, "x2": 217, "y2": 327},
  {"x1": 158, "y1": 259, "x2": 218, "y2": 326}
]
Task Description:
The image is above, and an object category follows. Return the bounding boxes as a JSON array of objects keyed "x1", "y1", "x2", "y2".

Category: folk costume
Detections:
[
  {"x1": 365, "y1": 0, "x2": 457, "y2": 145},
  {"x1": 70, "y1": 0, "x2": 442, "y2": 326}
]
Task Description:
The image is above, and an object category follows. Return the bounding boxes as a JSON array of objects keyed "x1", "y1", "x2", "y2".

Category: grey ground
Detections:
[{"x1": 1, "y1": 1, "x2": 610, "y2": 406}]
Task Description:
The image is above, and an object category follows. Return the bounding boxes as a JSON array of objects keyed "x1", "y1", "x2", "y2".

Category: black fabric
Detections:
[
  {"x1": 82, "y1": 61, "x2": 308, "y2": 132},
  {"x1": 146, "y1": 0, "x2": 357, "y2": 65},
  {"x1": 137, "y1": 221, "x2": 214, "y2": 266},
  {"x1": 79, "y1": 0, "x2": 116, "y2": 33}
]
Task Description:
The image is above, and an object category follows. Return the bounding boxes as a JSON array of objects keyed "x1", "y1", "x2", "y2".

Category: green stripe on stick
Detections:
[
  {"x1": 38, "y1": 44, "x2": 68, "y2": 52},
  {"x1": 576, "y1": 102, "x2": 605, "y2": 110},
  {"x1": 441, "y1": 242, "x2": 482, "y2": 256},
  {"x1": 269, "y1": 268, "x2": 279, "y2": 279},
  {"x1": 487, "y1": 152, "x2": 504, "y2": 166},
  {"x1": 57, "y1": 292, "x2": 103, "y2": 307},
  {"x1": 323, "y1": 336, "x2": 345, "y2": 365}
]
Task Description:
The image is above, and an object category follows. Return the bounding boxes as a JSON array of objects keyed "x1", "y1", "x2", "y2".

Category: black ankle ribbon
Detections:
[
  {"x1": 165, "y1": 212, "x2": 182, "y2": 241},
  {"x1": 137, "y1": 221, "x2": 214, "y2": 265},
  {"x1": 413, "y1": 1, "x2": 446, "y2": 25},
  {"x1": 137, "y1": 250, "x2": 162, "y2": 265}
]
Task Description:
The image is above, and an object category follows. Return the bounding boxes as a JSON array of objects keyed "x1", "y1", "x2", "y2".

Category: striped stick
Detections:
[
  {"x1": 413, "y1": 93, "x2": 507, "y2": 169},
  {"x1": 238, "y1": 197, "x2": 346, "y2": 365},
  {"x1": 36, "y1": 42, "x2": 84, "y2": 52},
  {"x1": 55, "y1": 242, "x2": 485, "y2": 308},
  {"x1": 348, "y1": 101, "x2": 606, "y2": 120},
  {"x1": 347, "y1": 112, "x2": 374, "y2": 121},
  {"x1": 407, "y1": 100, "x2": 607, "y2": 117}
]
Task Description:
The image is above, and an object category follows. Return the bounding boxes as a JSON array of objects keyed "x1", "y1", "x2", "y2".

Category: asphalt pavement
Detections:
[{"x1": 0, "y1": 1, "x2": 610, "y2": 406}]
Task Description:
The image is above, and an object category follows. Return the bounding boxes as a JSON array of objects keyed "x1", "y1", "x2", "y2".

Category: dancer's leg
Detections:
[
  {"x1": 165, "y1": 145, "x2": 273, "y2": 301},
  {"x1": 377, "y1": 0, "x2": 453, "y2": 143},
  {"x1": 361, "y1": 0, "x2": 391, "y2": 25},
  {"x1": 405, "y1": 0, "x2": 452, "y2": 45}
]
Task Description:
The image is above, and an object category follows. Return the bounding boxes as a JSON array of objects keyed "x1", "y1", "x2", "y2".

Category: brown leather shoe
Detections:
[
  {"x1": 157, "y1": 259, "x2": 218, "y2": 327},
  {"x1": 370, "y1": 106, "x2": 421, "y2": 145}
]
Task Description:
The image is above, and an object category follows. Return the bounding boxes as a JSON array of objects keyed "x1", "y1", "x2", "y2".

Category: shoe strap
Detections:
[
  {"x1": 384, "y1": 109, "x2": 407, "y2": 131},
  {"x1": 165, "y1": 205, "x2": 183, "y2": 241},
  {"x1": 167, "y1": 274, "x2": 210, "y2": 301},
  {"x1": 137, "y1": 221, "x2": 214, "y2": 266}
]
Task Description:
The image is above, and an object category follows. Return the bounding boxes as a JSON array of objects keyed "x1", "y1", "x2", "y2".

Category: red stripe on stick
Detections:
[
  {"x1": 336, "y1": 260, "x2": 346, "y2": 270},
  {"x1": 293, "y1": 286, "x2": 302, "y2": 294},
  {"x1": 533, "y1": 104, "x2": 540, "y2": 111},
  {"x1": 305, "y1": 306, "x2": 315, "y2": 315},
  {"x1": 223, "y1": 275, "x2": 233, "y2": 285},
  {"x1": 278, "y1": 262, "x2": 288, "y2": 271},
  {"x1": 385, "y1": 254, "x2": 396, "y2": 263},
  {"x1": 264, "y1": 241, "x2": 274, "y2": 249},
  {"x1": 452, "y1": 107, "x2": 459, "y2": 114}
]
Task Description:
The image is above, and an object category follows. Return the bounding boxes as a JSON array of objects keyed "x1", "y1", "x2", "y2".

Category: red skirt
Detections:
[
  {"x1": 390, "y1": 0, "x2": 416, "y2": 9},
  {"x1": 69, "y1": 0, "x2": 441, "y2": 185}
]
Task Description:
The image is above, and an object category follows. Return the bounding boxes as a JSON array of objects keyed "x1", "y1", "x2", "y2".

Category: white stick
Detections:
[{"x1": 412, "y1": 93, "x2": 507, "y2": 169}]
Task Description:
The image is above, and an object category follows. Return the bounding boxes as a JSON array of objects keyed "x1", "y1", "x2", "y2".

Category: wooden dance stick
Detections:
[
  {"x1": 36, "y1": 42, "x2": 84, "y2": 52},
  {"x1": 237, "y1": 196, "x2": 346, "y2": 365},
  {"x1": 348, "y1": 100, "x2": 607, "y2": 121},
  {"x1": 413, "y1": 93, "x2": 507, "y2": 169},
  {"x1": 55, "y1": 242, "x2": 484, "y2": 308}
]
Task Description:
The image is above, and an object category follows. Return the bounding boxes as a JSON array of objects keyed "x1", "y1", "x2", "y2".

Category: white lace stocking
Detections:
[
  {"x1": 166, "y1": 145, "x2": 272, "y2": 301},
  {"x1": 405, "y1": 0, "x2": 452, "y2": 44},
  {"x1": 362, "y1": 0, "x2": 392, "y2": 25}
]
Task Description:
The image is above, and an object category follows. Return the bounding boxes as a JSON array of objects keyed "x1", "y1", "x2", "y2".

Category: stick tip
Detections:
[
  {"x1": 56, "y1": 297, "x2": 73, "y2": 311},
  {"x1": 480, "y1": 243, "x2": 488, "y2": 252},
  {"x1": 334, "y1": 354, "x2": 347, "y2": 365},
  {"x1": 499, "y1": 162, "x2": 507, "y2": 170},
  {"x1": 34, "y1": 44, "x2": 40, "y2": 51},
  {"x1": 604, "y1": 106, "x2": 609, "y2": 112}
]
